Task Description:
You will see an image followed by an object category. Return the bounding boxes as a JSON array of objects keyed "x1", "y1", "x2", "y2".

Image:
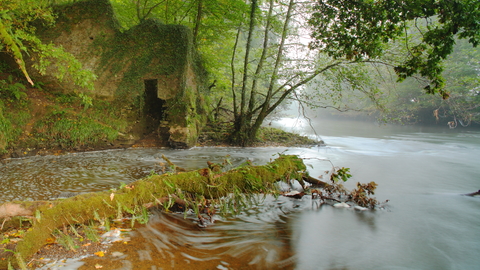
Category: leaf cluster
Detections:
[
  {"x1": 316, "y1": 166, "x2": 381, "y2": 209},
  {"x1": 330, "y1": 166, "x2": 352, "y2": 183},
  {"x1": 0, "y1": 0, "x2": 96, "y2": 90},
  {"x1": 0, "y1": 0, "x2": 55, "y2": 84},
  {"x1": 308, "y1": 0, "x2": 480, "y2": 98},
  {"x1": 350, "y1": 181, "x2": 378, "y2": 209}
]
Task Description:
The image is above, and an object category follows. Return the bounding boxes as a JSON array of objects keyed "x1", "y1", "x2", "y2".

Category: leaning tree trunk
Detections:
[{"x1": 0, "y1": 155, "x2": 308, "y2": 268}]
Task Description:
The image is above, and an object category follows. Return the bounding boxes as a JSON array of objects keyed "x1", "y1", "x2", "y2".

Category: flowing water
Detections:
[{"x1": 1, "y1": 118, "x2": 479, "y2": 269}]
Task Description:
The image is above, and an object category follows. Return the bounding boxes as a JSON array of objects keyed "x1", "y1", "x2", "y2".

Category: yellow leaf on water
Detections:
[{"x1": 94, "y1": 251, "x2": 105, "y2": 257}]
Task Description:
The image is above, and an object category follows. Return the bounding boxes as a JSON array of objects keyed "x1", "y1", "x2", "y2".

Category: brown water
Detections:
[
  {"x1": 79, "y1": 198, "x2": 300, "y2": 269},
  {"x1": 2, "y1": 119, "x2": 480, "y2": 269}
]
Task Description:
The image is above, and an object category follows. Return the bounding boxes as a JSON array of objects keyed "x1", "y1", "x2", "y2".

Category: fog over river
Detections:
[{"x1": 1, "y1": 117, "x2": 479, "y2": 269}]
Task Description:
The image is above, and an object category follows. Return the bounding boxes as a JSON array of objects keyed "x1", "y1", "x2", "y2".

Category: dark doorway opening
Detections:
[
  {"x1": 143, "y1": 79, "x2": 169, "y2": 143},
  {"x1": 144, "y1": 79, "x2": 165, "y2": 120}
]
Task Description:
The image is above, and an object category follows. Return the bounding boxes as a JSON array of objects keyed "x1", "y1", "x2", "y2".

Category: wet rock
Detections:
[{"x1": 333, "y1": 202, "x2": 350, "y2": 208}]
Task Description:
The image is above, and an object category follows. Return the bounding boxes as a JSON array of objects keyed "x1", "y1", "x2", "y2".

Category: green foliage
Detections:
[
  {"x1": 82, "y1": 223, "x2": 100, "y2": 242},
  {"x1": 0, "y1": 0, "x2": 96, "y2": 90},
  {"x1": 34, "y1": 106, "x2": 119, "y2": 148},
  {"x1": 256, "y1": 127, "x2": 319, "y2": 146},
  {"x1": 0, "y1": 103, "x2": 13, "y2": 152},
  {"x1": 0, "y1": 79, "x2": 30, "y2": 152},
  {"x1": 309, "y1": 0, "x2": 480, "y2": 98},
  {"x1": 0, "y1": 0, "x2": 54, "y2": 85},
  {"x1": 29, "y1": 40, "x2": 97, "y2": 91},
  {"x1": 53, "y1": 229, "x2": 77, "y2": 251},
  {"x1": 77, "y1": 92, "x2": 93, "y2": 110},
  {"x1": 330, "y1": 167, "x2": 352, "y2": 183},
  {"x1": 353, "y1": 38, "x2": 480, "y2": 126},
  {"x1": 0, "y1": 75, "x2": 27, "y2": 101},
  {"x1": 110, "y1": 0, "x2": 248, "y2": 42}
]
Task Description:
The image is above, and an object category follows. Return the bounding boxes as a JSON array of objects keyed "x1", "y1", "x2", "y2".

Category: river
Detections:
[{"x1": 1, "y1": 118, "x2": 479, "y2": 269}]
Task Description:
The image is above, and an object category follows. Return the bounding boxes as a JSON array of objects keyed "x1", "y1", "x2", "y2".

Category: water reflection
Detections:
[
  {"x1": 114, "y1": 195, "x2": 386, "y2": 270},
  {"x1": 1, "y1": 119, "x2": 480, "y2": 269}
]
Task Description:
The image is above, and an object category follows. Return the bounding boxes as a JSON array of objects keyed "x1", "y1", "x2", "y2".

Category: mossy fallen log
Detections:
[{"x1": 0, "y1": 155, "x2": 307, "y2": 268}]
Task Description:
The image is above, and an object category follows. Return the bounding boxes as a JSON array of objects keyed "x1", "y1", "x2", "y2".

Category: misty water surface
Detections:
[{"x1": 1, "y1": 117, "x2": 479, "y2": 269}]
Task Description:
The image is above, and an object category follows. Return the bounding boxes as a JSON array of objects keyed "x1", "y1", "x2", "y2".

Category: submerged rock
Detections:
[{"x1": 333, "y1": 202, "x2": 350, "y2": 208}]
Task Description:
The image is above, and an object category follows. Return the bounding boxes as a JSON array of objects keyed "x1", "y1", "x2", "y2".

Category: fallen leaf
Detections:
[
  {"x1": 110, "y1": 193, "x2": 115, "y2": 201},
  {"x1": 94, "y1": 251, "x2": 105, "y2": 257},
  {"x1": 95, "y1": 264, "x2": 103, "y2": 269},
  {"x1": 45, "y1": 237, "x2": 55, "y2": 244}
]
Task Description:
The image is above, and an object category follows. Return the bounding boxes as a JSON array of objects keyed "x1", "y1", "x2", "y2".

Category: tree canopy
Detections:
[
  {"x1": 1, "y1": 0, "x2": 479, "y2": 146},
  {"x1": 0, "y1": 0, "x2": 55, "y2": 85},
  {"x1": 308, "y1": 0, "x2": 480, "y2": 99},
  {"x1": 0, "y1": 0, "x2": 96, "y2": 90}
]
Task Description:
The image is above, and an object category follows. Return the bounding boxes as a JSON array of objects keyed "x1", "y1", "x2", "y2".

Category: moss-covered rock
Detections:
[{"x1": 27, "y1": 0, "x2": 208, "y2": 148}]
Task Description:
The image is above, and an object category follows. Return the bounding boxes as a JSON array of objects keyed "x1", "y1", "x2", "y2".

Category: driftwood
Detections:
[
  {"x1": 0, "y1": 155, "x2": 308, "y2": 268},
  {"x1": 302, "y1": 175, "x2": 329, "y2": 188},
  {"x1": 464, "y1": 190, "x2": 480, "y2": 196}
]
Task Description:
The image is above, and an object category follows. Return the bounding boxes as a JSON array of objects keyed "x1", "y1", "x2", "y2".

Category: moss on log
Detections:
[{"x1": 1, "y1": 155, "x2": 307, "y2": 268}]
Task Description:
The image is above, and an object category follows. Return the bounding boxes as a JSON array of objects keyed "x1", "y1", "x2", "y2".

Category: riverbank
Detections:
[
  {"x1": 197, "y1": 123, "x2": 323, "y2": 147},
  {"x1": 1, "y1": 118, "x2": 321, "y2": 160}
]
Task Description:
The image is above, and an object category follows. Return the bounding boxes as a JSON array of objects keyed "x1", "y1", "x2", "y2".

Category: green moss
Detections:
[
  {"x1": 0, "y1": 94, "x2": 31, "y2": 153},
  {"x1": 5, "y1": 155, "x2": 306, "y2": 268},
  {"x1": 24, "y1": 0, "x2": 209, "y2": 150},
  {"x1": 256, "y1": 127, "x2": 321, "y2": 146},
  {"x1": 93, "y1": 20, "x2": 192, "y2": 101},
  {"x1": 48, "y1": 0, "x2": 120, "y2": 36},
  {"x1": 89, "y1": 17, "x2": 207, "y2": 147}
]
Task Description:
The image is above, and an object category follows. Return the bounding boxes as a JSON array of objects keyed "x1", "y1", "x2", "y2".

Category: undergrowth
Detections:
[
  {"x1": 0, "y1": 69, "x2": 131, "y2": 153},
  {"x1": 33, "y1": 107, "x2": 120, "y2": 148}
]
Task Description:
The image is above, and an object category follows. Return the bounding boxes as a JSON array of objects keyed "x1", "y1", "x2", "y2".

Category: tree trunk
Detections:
[
  {"x1": 0, "y1": 155, "x2": 307, "y2": 268},
  {"x1": 193, "y1": 0, "x2": 203, "y2": 46},
  {"x1": 229, "y1": 0, "x2": 295, "y2": 147},
  {"x1": 231, "y1": 115, "x2": 261, "y2": 146}
]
